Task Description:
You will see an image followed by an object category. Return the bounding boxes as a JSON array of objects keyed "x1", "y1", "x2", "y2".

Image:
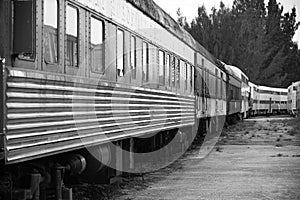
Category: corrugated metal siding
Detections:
[{"x1": 4, "y1": 69, "x2": 195, "y2": 164}]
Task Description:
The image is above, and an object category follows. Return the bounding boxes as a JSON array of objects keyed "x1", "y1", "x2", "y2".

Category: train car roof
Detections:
[
  {"x1": 224, "y1": 64, "x2": 249, "y2": 80},
  {"x1": 249, "y1": 81, "x2": 257, "y2": 88},
  {"x1": 288, "y1": 81, "x2": 300, "y2": 89},
  {"x1": 257, "y1": 85, "x2": 288, "y2": 93},
  {"x1": 126, "y1": 0, "x2": 226, "y2": 71},
  {"x1": 224, "y1": 65, "x2": 240, "y2": 79}
]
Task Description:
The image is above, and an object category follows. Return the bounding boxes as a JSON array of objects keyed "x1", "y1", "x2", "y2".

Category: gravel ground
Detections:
[{"x1": 74, "y1": 116, "x2": 300, "y2": 200}]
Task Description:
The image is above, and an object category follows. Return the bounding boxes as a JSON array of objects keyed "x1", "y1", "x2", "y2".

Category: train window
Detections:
[
  {"x1": 43, "y1": 0, "x2": 58, "y2": 63},
  {"x1": 117, "y1": 29, "x2": 125, "y2": 77},
  {"x1": 177, "y1": 60, "x2": 181, "y2": 89},
  {"x1": 293, "y1": 87, "x2": 297, "y2": 91},
  {"x1": 166, "y1": 54, "x2": 170, "y2": 87},
  {"x1": 184, "y1": 63, "x2": 188, "y2": 90},
  {"x1": 130, "y1": 36, "x2": 137, "y2": 79},
  {"x1": 201, "y1": 59, "x2": 205, "y2": 95},
  {"x1": 215, "y1": 69, "x2": 218, "y2": 98},
  {"x1": 159, "y1": 50, "x2": 165, "y2": 86},
  {"x1": 13, "y1": 0, "x2": 35, "y2": 59},
  {"x1": 190, "y1": 65, "x2": 193, "y2": 92},
  {"x1": 171, "y1": 56, "x2": 176, "y2": 87},
  {"x1": 66, "y1": 5, "x2": 78, "y2": 67},
  {"x1": 221, "y1": 72, "x2": 223, "y2": 98},
  {"x1": 142, "y1": 42, "x2": 149, "y2": 82},
  {"x1": 90, "y1": 16, "x2": 104, "y2": 73}
]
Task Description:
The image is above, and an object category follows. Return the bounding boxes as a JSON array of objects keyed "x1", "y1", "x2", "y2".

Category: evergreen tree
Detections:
[{"x1": 182, "y1": 0, "x2": 300, "y2": 87}]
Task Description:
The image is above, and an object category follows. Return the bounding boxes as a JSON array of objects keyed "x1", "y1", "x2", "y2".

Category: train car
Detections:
[
  {"x1": 249, "y1": 81, "x2": 259, "y2": 116},
  {"x1": 287, "y1": 81, "x2": 300, "y2": 116},
  {"x1": 297, "y1": 84, "x2": 300, "y2": 116},
  {"x1": 223, "y1": 64, "x2": 242, "y2": 123},
  {"x1": 255, "y1": 85, "x2": 288, "y2": 115},
  {"x1": 229, "y1": 65, "x2": 250, "y2": 118},
  {"x1": 0, "y1": 0, "x2": 227, "y2": 198}
]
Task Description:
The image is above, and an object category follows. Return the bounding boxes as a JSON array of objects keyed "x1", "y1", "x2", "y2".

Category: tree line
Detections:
[{"x1": 177, "y1": 0, "x2": 300, "y2": 87}]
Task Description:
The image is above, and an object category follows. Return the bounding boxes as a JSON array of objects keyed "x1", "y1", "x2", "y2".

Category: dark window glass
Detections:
[
  {"x1": 142, "y1": 42, "x2": 149, "y2": 82},
  {"x1": 159, "y1": 50, "x2": 165, "y2": 86},
  {"x1": 184, "y1": 63, "x2": 188, "y2": 90},
  {"x1": 44, "y1": 0, "x2": 58, "y2": 63},
  {"x1": 66, "y1": 5, "x2": 78, "y2": 67},
  {"x1": 13, "y1": 0, "x2": 35, "y2": 59},
  {"x1": 190, "y1": 65, "x2": 193, "y2": 92},
  {"x1": 215, "y1": 69, "x2": 218, "y2": 98},
  {"x1": 130, "y1": 36, "x2": 136, "y2": 79},
  {"x1": 90, "y1": 17, "x2": 104, "y2": 73},
  {"x1": 221, "y1": 72, "x2": 223, "y2": 98}
]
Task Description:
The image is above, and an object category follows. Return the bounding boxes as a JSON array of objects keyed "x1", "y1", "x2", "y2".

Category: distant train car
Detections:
[
  {"x1": 223, "y1": 64, "x2": 242, "y2": 122},
  {"x1": 297, "y1": 84, "x2": 300, "y2": 116},
  {"x1": 249, "y1": 81, "x2": 259, "y2": 116},
  {"x1": 255, "y1": 86, "x2": 288, "y2": 115},
  {"x1": 223, "y1": 64, "x2": 250, "y2": 121},
  {"x1": 237, "y1": 67, "x2": 250, "y2": 118},
  {"x1": 287, "y1": 81, "x2": 300, "y2": 116}
]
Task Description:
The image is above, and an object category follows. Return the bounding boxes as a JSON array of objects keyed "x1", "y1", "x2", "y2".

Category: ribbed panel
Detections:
[{"x1": 4, "y1": 70, "x2": 195, "y2": 164}]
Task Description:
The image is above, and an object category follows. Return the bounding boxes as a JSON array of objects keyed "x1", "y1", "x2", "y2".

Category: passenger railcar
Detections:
[
  {"x1": 253, "y1": 85, "x2": 288, "y2": 115},
  {"x1": 0, "y1": 0, "x2": 227, "y2": 198},
  {"x1": 223, "y1": 64, "x2": 242, "y2": 123},
  {"x1": 227, "y1": 65, "x2": 250, "y2": 118},
  {"x1": 297, "y1": 84, "x2": 300, "y2": 115},
  {"x1": 249, "y1": 81, "x2": 259, "y2": 116},
  {"x1": 287, "y1": 81, "x2": 300, "y2": 116}
]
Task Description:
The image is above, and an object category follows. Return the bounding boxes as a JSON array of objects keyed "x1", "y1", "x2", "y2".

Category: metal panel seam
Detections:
[{"x1": 0, "y1": 58, "x2": 7, "y2": 162}]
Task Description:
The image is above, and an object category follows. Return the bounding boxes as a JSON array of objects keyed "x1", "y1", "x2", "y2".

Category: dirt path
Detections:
[{"x1": 111, "y1": 116, "x2": 300, "y2": 200}]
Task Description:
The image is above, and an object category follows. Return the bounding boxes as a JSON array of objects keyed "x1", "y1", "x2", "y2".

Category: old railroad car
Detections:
[
  {"x1": 223, "y1": 64, "x2": 242, "y2": 123},
  {"x1": 255, "y1": 86, "x2": 288, "y2": 115},
  {"x1": 0, "y1": 0, "x2": 227, "y2": 198},
  {"x1": 287, "y1": 81, "x2": 300, "y2": 116}
]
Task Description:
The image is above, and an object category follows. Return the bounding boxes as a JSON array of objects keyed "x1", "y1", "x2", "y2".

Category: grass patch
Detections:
[{"x1": 287, "y1": 117, "x2": 300, "y2": 136}]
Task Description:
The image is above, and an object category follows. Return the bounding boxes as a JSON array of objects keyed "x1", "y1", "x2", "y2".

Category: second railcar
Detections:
[
  {"x1": 296, "y1": 84, "x2": 300, "y2": 115},
  {"x1": 255, "y1": 86, "x2": 288, "y2": 115},
  {"x1": 287, "y1": 81, "x2": 300, "y2": 116},
  {"x1": 223, "y1": 64, "x2": 242, "y2": 122}
]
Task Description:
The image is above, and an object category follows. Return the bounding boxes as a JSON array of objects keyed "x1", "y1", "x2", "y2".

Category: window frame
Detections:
[
  {"x1": 190, "y1": 64, "x2": 193, "y2": 93},
  {"x1": 130, "y1": 35, "x2": 137, "y2": 79},
  {"x1": 215, "y1": 69, "x2": 218, "y2": 99},
  {"x1": 13, "y1": 0, "x2": 36, "y2": 61},
  {"x1": 142, "y1": 42, "x2": 149, "y2": 82},
  {"x1": 171, "y1": 56, "x2": 176, "y2": 88},
  {"x1": 116, "y1": 28, "x2": 125, "y2": 77},
  {"x1": 65, "y1": 3, "x2": 79, "y2": 68},
  {"x1": 43, "y1": 0, "x2": 59, "y2": 64},
  {"x1": 166, "y1": 54, "x2": 171, "y2": 88},
  {"x1": 184, "y1": 62, "x2": 188, "y2": 90},
  {"x1": 89, "y1": 15, "x2": 105, "y2": 74},
  {"x1": 176, "y1": 59, "x2": 181, "y2": 89},
  {"x1": 158, "y1": 50, "x2": 165, "y2": 86}
]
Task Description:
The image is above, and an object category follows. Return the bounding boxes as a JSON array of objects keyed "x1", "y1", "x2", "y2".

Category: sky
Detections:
[{"x1": 153, "y1": 0, "x2": 300, "y2": 44}]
